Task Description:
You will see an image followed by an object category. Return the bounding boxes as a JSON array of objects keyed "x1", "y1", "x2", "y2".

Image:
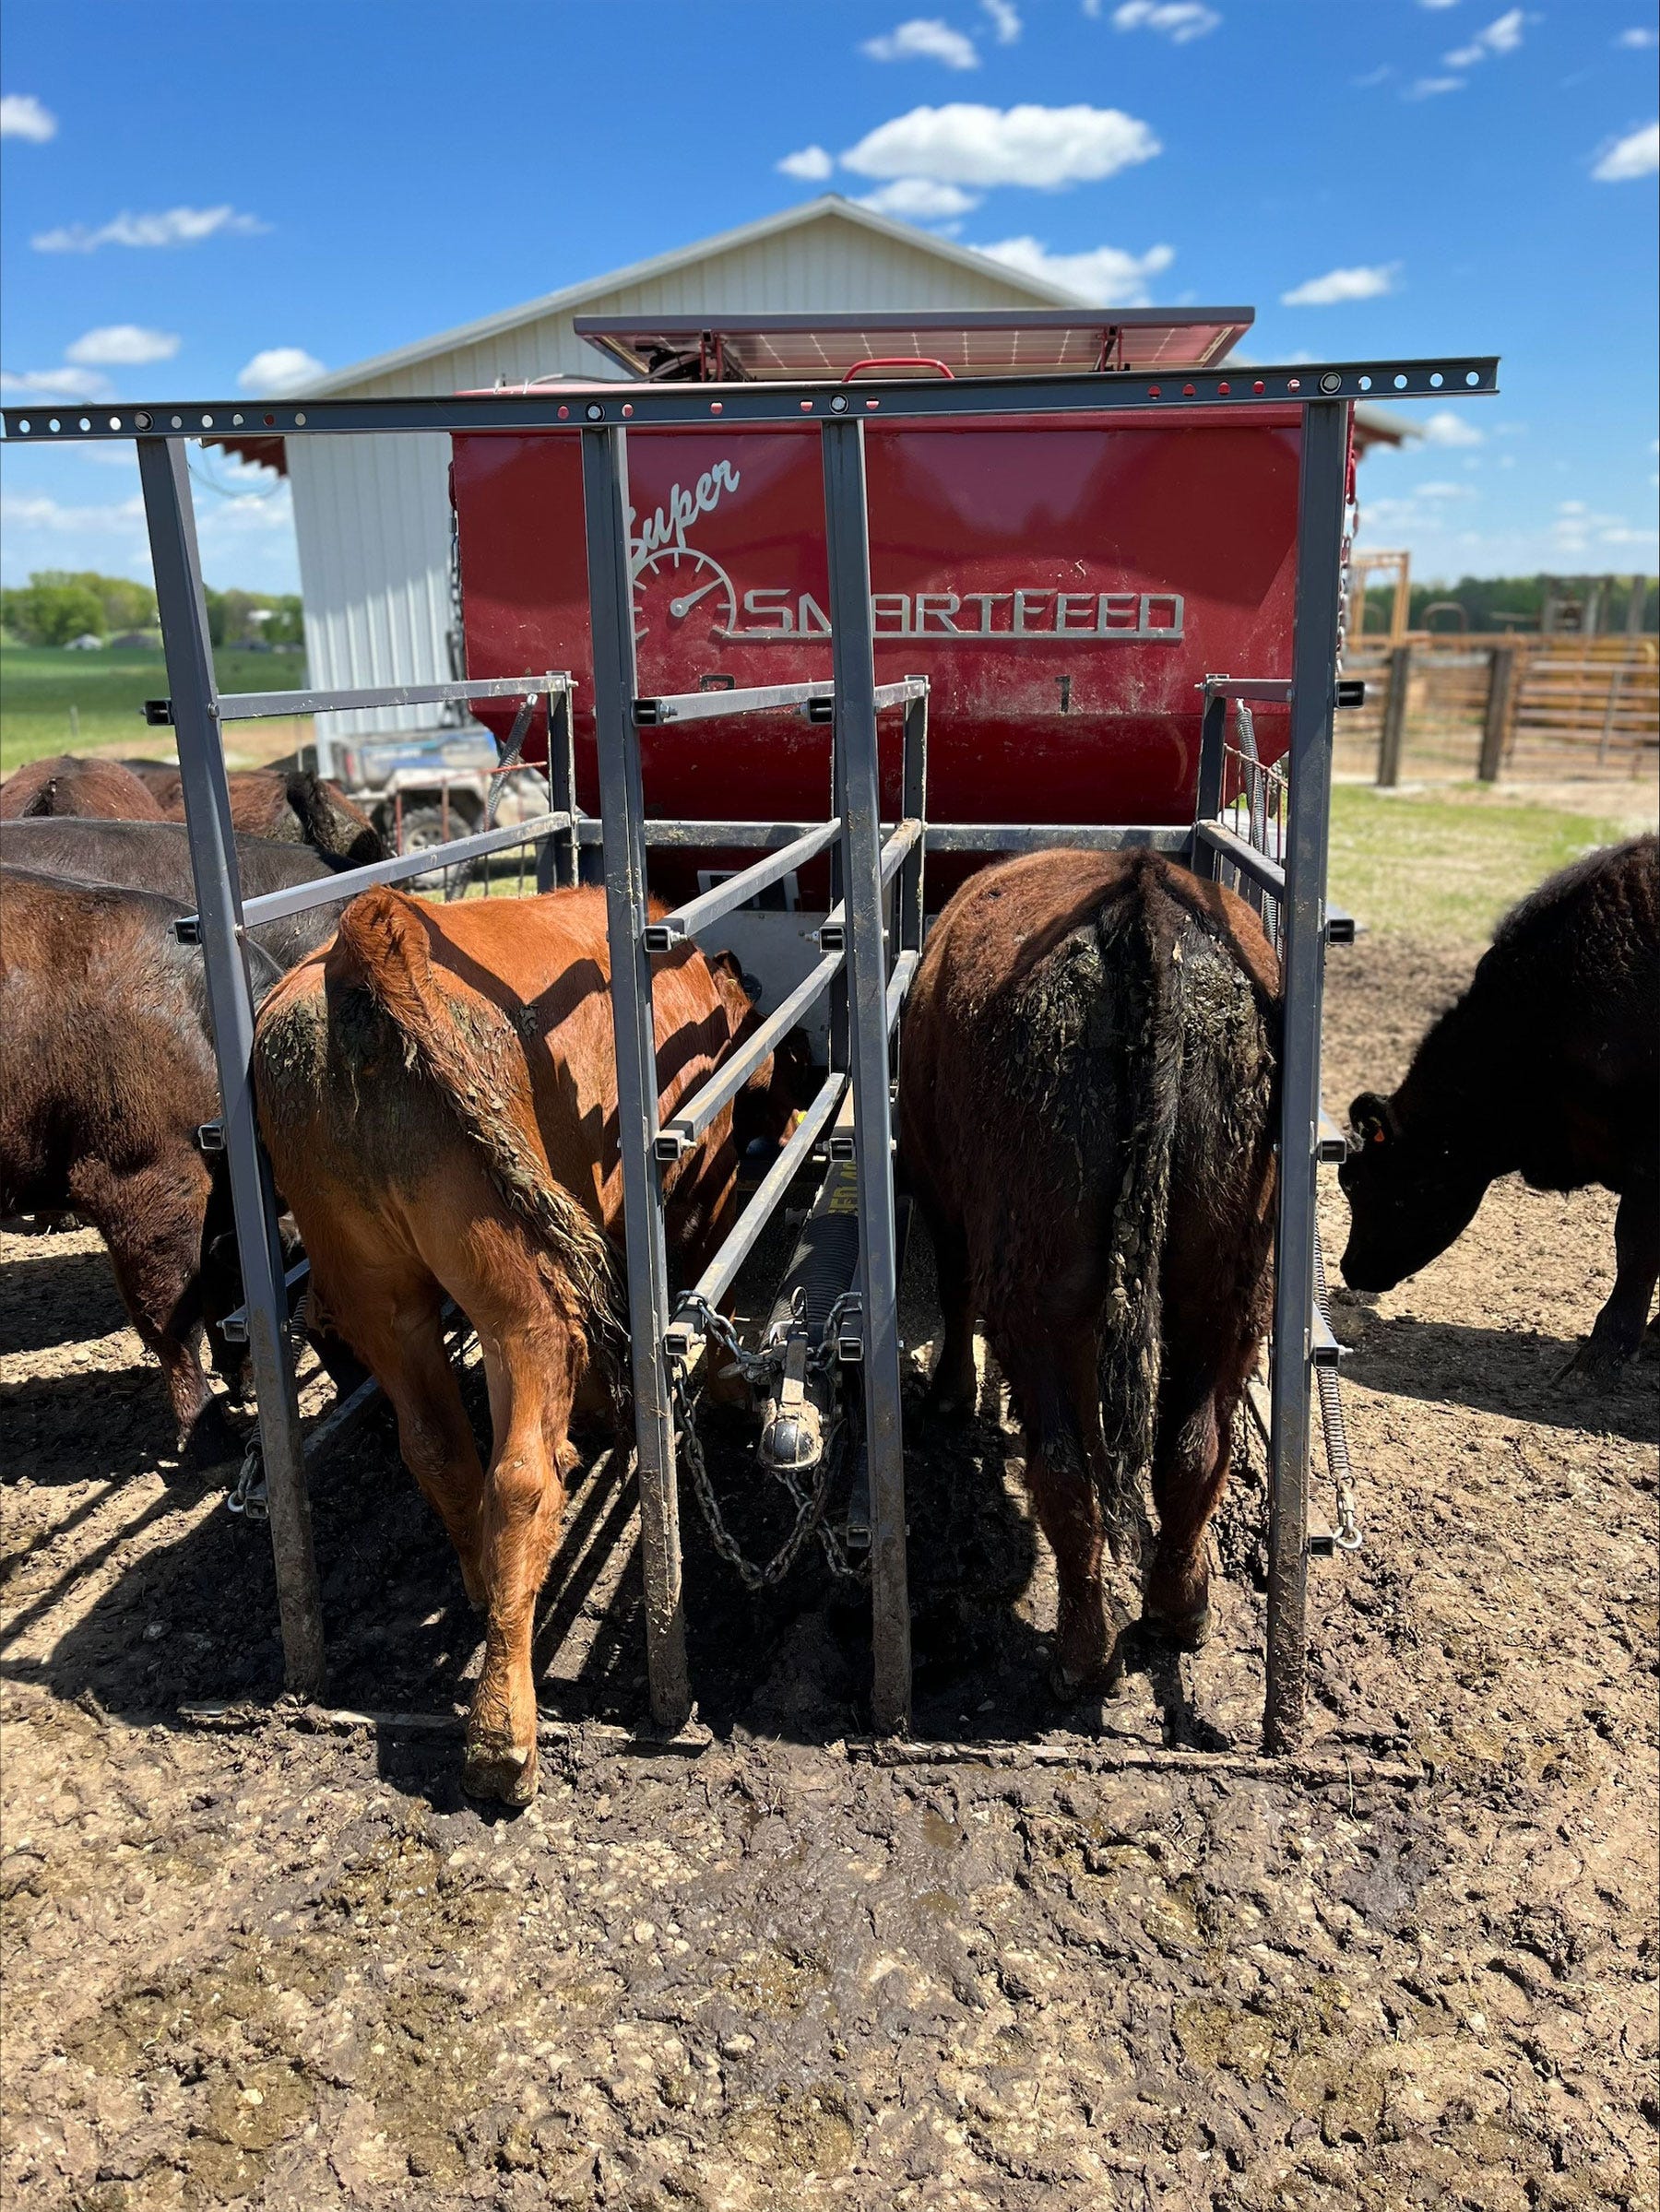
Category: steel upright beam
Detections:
[
  {"x1": 1265, "y1": 400, "x2": 1349, "y2": 1752},
  {"x1": 539, "y1": 686, "x2": 580, "y2": 892},
  {"x1": 897, "y1": 680, "x2": 929, "y2": 963},
  {"x1": 822, "y1": 417, "x2": 911, "y2": 1735},
  {"x1": 136, "y1": 437, "x2": 326, "y2": 1695},
  {"x1": 1192, "y1": 691, "x2": 1228, "y2": 878},
  {"x1": 1478, "y1": 645, "x2": 1516, "y2": 783},
  {"x1": 579, "y1": 424, "x2": 692, "y2": 1731}
]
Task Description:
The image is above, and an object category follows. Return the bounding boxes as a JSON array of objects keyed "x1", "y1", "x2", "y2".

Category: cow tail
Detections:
[
  {"x1": 328, "y1": 885, "x2": 622, "y2": 1378},
  {"x1": 1095, "y1": 868, "x2": 1183, "y2": 1558}
]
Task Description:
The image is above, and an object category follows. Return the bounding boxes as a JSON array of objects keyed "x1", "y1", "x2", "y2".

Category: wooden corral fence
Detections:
[{"x1": 1336, "y1": 633, "x2": 1659, "y2": 785}]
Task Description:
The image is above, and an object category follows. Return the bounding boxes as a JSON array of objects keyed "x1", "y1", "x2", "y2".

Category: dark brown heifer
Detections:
[
  {"x1": 253, "y1": 884, "x2": 794, "y2": 1802},
  {"x1": 0, "y1": 754, "x2": 166, "y2": 822},
  {"x1": 121, "y1": 761, "x2": 385, "y2": 868},
  {"x1": 0, "y1": 867, "x2": 279, "y2": 1461},
  {"x1": 899, "y1": 849, "x2": 1281, "y2": 1694}
]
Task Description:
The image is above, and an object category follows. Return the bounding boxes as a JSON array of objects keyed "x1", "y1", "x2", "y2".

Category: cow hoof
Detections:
[
  {"x1": 461, "y1": 1739, "x2": 539, "y2": 1806},
  {"x1": 1556, "y1": 1337, "x2": 1636, "y2": 1382},
  {"x1": 1142, "y1": 1600, "x2": 1212, "y2": 1652},
  {"x1": 1048, "y1": 1647, "x2": 1121, "y2": 1702},
  {"x1": 922, "y1": 1383, "x2": 976, "y2": 1425}
]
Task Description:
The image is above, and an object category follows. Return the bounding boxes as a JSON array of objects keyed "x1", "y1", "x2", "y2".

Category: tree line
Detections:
[
  {"x1": 1360, "y1": 573, "x2": 1657, "y2": 635},
  {"x1": 0, "y1": 571, "x2": 304, "y2": 650}
]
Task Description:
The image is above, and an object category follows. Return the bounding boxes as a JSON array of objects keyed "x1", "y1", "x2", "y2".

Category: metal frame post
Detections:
[
  {"x1": 897, "y1": 680, "x2": 929, "y2": 963},
  {"x1": 538, "y1": 684, "x2": 580, "y2": 891},
  {"x1": 579, "y1": 424, "x2": 692, "y2": 1731},
  {"x1": 136, "y1": 437, "x2": 326, "y2": 1694},
  {"x1": 1377, "y1": 642, "x2": 1412, "y2": 787},
  {"x1": 821, "y1": 418, "x2": 911, "y2": 1734},
  {"x1": 1265, "y1": 400, "x2": 1349, "y2": 1752},
  {"x1": 1192, "y1": 691, "x2": 1228, "y2": 877}
]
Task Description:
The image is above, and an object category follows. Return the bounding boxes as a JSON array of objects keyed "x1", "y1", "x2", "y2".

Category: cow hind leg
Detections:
[
  {"x1": 923, "y1": 1212, "x2": 978, "y2": 1422},
  {"x1": 1563, "y1": 1177, "x2": 1659, "y2": 1376},
  {"x1": 999, "y1": 1329, "x2": 1116, "y2": 1697},
  {"x1": 1143, "y1": 1348, "x2": 1237, "y2": 1650},
  {"x1": 463, "y1": 1284, "x2": 584, "y2": 1807},
  {"x1": 349, "y1": 1285, "x2": 489, "y2": 1611}
]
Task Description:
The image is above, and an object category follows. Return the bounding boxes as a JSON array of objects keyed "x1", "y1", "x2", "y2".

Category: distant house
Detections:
[{"x1": 65, "y1": 633, "x2": 105, "y2": 651}]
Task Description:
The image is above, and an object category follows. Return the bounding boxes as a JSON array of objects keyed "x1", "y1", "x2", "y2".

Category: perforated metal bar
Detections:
[{"x1": 3, "y1": 359, "x2": 1498, "y2": 443}]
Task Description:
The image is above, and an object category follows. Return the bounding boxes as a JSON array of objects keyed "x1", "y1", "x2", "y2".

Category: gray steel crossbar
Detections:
[
  {"x1": 923, "y1": 822, "x2": 1189, "y2": 856},
  {"x1": 1201, "y1": 678, "x2": 1294, "y2": 704},
  {"x1": 885, "y1": 948, "x2": 920, "y2": 1032},
  {"x1": 817, "y1": 819, "x2": 920, "y2": 946},
  {"x1": 636, "y1": 677, "x2": 927, "y2": 726},
  {"x1": 194, "y1": 810, "x2": 574, "y2": 935},
  {"x1": 644, "y1": 820, "x2": 840, "y2": 949},
  {"x1": 1196, "y1": 819, "x2": 1286, "y2": 897},
  {"x1": 668, "y1": 1071, "x2": 848, "y2": 1341},
  {"x1": 657, "y1": 952, "x2": 843, "y2": 1154},
  {"x1": 573, "y1": 819, "x2": 1188, "y2": 856},
  {"x1": 212, "y1": 673, "x2": 570, "y2": 721},
  {"x1": 3, "y1": 358, "x2": 1497, "y2": 444}
]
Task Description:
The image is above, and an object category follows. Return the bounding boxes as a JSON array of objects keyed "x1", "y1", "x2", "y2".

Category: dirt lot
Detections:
[{"x1": 3, "y1": 914, "x2": 1656, "y2": 2209}]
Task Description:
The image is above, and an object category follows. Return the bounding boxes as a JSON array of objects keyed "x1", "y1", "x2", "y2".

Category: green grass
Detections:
[
  {"x1": 0, "y1": 641, "x2": 308, "y2": 774},
  {"x1": 1328, "y1": 784, "x2": 1640, "y2": 947}
]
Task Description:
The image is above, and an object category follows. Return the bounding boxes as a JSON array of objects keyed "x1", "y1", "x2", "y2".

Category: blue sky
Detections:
[{"x1": 2, "y1": 0, "x2": 1655, "y2": 595}]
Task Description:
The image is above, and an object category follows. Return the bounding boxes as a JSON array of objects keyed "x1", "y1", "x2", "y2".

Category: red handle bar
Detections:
[{"x1": 839, "y1": 356, "x2": 956, "y2": 383}]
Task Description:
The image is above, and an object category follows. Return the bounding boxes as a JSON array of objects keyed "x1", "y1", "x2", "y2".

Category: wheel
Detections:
[{"x1": 393, "y1": 801, "x2": 477, "y2": 895}]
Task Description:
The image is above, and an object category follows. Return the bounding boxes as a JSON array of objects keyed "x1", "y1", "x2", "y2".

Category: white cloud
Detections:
[
  {"x1": 238, "y1": 347, "x2": 326, "y2": 395},
  {"x1": 974, "y1": 234, "x2": 1176, "y2": 304},
  {"x1": 1280, "y1": 264, "x2": 1397, "y2": 307},
  {"x1": 1407, "y1": 76, "x2": 1466, "y2": 96},
  {"x1": 777, "y1": 144, "x2": 835, "y2": 181},
  {"x1": 0, "y1": 366, "x2": 115, "y2": 402},
  {"x1": 1415, "y1": 480, "x2": 1477, "y2": 498},
  {"x1": 1616, "y1": 28, "x2": 1658, "y2": 48},
  {"x1": 861, "y1": 18, "x2": 980, "y2": 69},
  {"x1": 981, "y1": 0, "x2": 1022, "y2": 42},
  {"x1": 842, "y1": 102, "x2": 1160, "y2": 187},
  {"x1": 1417, "y1": 0, "x2": 1460, "y2": 8},
  {"x1": 1109, "y1": 2, "x2": 1221, "y2": 41},
  {"x1": 0, "y1": 93, "x2": 57, "y2": 141},
  {"x1": 65, "y1": 325, "x2": 181, "y2": 366},
  {"x1": 32, "y1": 205, "x2": 268, "y2": 253},
  {"x1": 1353, "y1": 65, "x2": 1393, "y2": 89},
  {"x1": 858, "y1": 177, "x2": 983, "y2": 218},
  {"x1": 0, "y1": 491, "x2": 146, "y2": 533},
  {"x1": 1445, "y1": 7, "x2": 1527, "y2": 65},
  {"x1": 1420, "y1": 408, "x2": 1484, "y2": 447},
  {"x1": 1593, "y1": 120, "x2": 1659, "y2": 180}
]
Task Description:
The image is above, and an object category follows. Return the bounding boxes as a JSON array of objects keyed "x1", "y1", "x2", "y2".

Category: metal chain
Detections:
[
  {"x1": 226, "y1": 1442, "x2": 268, "y2": 1521},
  {"x1": 669, "y1": 1294, "x2": 870, "y2": 1588},
  {"x1": 1311, "y1": 1241, "x2": 1364, "y2": 1552}
]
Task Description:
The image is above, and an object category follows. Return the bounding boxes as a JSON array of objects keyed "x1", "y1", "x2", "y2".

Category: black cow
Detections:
[
  {"x1": 0, "y1": 819, "x2": 351, "y2": 973},
  {"x1": 1341, "y1": 834, "x2": 1658, "y2": 1372}
]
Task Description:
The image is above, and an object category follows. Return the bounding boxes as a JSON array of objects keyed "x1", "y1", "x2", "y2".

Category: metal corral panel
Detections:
[{"x1": 292, "y1": 207, "x2": 1067, "y2": 744}]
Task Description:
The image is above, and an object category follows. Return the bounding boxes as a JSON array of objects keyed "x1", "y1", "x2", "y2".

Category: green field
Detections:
[
  {"x1": 0, "y1": 641, "x2": 309, "y2": 773},
  {"x1": 1328, "y1": 783, "x2": 1642, "y2": 945}
]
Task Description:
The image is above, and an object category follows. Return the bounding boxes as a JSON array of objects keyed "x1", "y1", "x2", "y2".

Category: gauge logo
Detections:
[{"x1": 630, "y1": 463, "x2": 741, "y2": 642}]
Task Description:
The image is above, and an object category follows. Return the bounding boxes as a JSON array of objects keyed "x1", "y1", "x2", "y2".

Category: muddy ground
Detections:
[{"x1": 2, "y1": 931, "x2": 1655, "y2": 2211}]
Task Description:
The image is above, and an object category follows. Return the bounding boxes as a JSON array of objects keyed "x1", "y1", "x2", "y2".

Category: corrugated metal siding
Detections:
[{"x1": 294, "y1": 216, "x2": 1051, "y2": 739}]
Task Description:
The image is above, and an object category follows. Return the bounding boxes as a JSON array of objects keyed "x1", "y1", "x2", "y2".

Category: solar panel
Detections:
[{"x1": 574, "y1": 308, "x2": 1254, "y2": 384}]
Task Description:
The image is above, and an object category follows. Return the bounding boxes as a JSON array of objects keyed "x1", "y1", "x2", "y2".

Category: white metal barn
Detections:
[{"x1": 232, "y1": 197, "x2": 1108, "y2": 746}]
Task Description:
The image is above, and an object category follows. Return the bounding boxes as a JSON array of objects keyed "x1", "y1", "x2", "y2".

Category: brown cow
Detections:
[
  {"x1": 253, "y1": 884, "x2": 797, "y2": 1803},
  {"x1": 898, "y1": 849, "x2": 1281, "y2": 1696},
  {"x1": 121, "y1": 762, "x2": 385, "y2": 868},
  {"x1": 0, "y1": 867, "x2": 281, "y2": 1461},
  {"x1": 0, "y1": 754, "x2": 166, "y2": 822}
]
